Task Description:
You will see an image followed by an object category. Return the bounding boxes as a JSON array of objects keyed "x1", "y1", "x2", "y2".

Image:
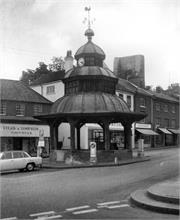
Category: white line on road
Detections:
[
  {"x1": 97, "y1": 201, "x2": 120, "y2": 206},
  {"x1": 0, "y1": 218, "x2": 17, "y2": 220},
  {"x1": 107, "y1": 204, "x2": 130, "y2": 209},
  {"x1": 30, "y1": 211, "x2": 55, "y2": 217},
  {"x1": 35, "y1": 215, "x2": 62, "y2": 219},
  {"x1": 73, "y1": 209, "x2": 98, "y2": 215},
  {"x1": 66, "y1": 205, "x2": 90, "y2": 211}
]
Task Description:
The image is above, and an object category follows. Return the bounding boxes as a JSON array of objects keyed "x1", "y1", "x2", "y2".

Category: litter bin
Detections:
[{"x1": 137, "y1": 139, "x2": 144, "y2": 157}]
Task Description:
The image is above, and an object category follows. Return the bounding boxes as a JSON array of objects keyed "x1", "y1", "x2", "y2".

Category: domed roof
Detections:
[
  {"x1": 51, "y1": 93, "x2": 130, "y2": 114},
  {"x1": 75, "y1": 41, "x2": 105, "y2": 60},
  {"x1": 64, "y1": 66, "x2": 116, "y2": 79}
]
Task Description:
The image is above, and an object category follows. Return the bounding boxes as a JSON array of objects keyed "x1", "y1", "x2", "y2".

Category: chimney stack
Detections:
[{"x1": 64, "y1": 50, "x2": 73, "y2": 72}]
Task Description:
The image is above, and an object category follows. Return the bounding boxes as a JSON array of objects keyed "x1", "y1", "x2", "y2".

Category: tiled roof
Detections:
[
  {"x1": 30, "y1": 71, "x2": 65, "y2": 86},
  {"x1": 116, "y1": 78, "x2": 152, "y2": 96},
  {"x1": 0, "y1": 79, "x2": 52, "y2": 104},
  {"x1": 148, "y1": 90, "x2": 179, "y2": 103}
]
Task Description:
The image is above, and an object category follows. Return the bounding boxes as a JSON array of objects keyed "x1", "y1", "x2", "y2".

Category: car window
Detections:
[
  {"x1": 22, "y1": 152, "x2": 30, "y2": 158},
  {"x1": 13, "y1": 151, "x2": 23, "y2": 159},
  {"x1": 4, "y1": 152, "x2": 12, "y2": 159}
]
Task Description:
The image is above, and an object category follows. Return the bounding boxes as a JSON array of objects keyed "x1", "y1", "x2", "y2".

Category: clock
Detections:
[{"x1": 78, "y1": 58, "x2": 85, "y2": 67}]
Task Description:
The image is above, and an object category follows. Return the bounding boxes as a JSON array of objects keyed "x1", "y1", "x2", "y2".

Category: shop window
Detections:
[
  {"x1": 164, "y1": 118, "x2": 169, "y2": 127},
  {"x1": 34, "y1": 104, "x2": 42, "y2": 115},
  {"x1": 46, "y1": 85, "x2": 55, "y2": 94},
  {"x1": 171, "y1": 119, "x2": 176, "y2": 128},
  {"x1": 140, "y1": 97, "x2": 146, "y2": 107},
  {"x1": 155, "y1": 103, "x2": 160, "y2": 111},
  {"x1": 164, "y1": 104, "x2": 168, "y2": 112},
  {"x1": 171, "y1": 106, "x2": 176, "y2": 113},
  {"x1": 0, "y1": 101, "x2": 6, "y2": 115},
  {"x1": 16, "y1": 103, "x2": 25, "y2": 116},
  {"x1": 155, "y1": 117, "x2": 161, "y2": 127}
]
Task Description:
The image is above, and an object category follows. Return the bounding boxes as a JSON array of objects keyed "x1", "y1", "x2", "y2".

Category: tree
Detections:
[
  {"x1": 20, "y1": 62, "x2": 51, "y2": 85},
  {"x1": 49, "y1": 57, "x2": 65, "y2": 72}
]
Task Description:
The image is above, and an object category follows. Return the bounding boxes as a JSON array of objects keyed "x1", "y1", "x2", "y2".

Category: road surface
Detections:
[{"x1": 1, "y1": 148, "x2": 179, "y2": 219}]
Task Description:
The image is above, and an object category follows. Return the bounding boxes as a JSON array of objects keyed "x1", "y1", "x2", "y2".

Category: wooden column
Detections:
[
  {"x1": 103, "y1": 120, "x2": 110, "y2": 150},
  {"x1": 50, "y1": 122, "x2": 58, "y2": 151},
  {"x1": 70, "y1": 121, "x2": 76, "y2": 150},
  {"x1": 123, "y1": 123, "x2": 132, "y2": 151},
  {"x1": 77, "y1": 126, "x2": 81, "y2": 150}
]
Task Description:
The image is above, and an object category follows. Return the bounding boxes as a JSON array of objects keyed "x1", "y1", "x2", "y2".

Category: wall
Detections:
[{"x1": 31, "y1": 81, "x2": 64, "y2": 102}]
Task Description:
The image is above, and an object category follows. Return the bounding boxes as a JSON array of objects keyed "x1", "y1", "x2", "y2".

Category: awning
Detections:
[
  {"x1": 158, "y1": 128, "x2": 172, "y2": 134},
  {"x1": 168, "y1": 129, "x2": 180, "y2": 134},
  {"x1": 136, "y1": 129, "x2": 159, "y2": 135}
]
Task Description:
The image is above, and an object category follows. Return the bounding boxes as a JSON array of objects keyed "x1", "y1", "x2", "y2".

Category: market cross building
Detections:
[{"x1": 35, "y1": 25, "x2": 146, "y2": 162}]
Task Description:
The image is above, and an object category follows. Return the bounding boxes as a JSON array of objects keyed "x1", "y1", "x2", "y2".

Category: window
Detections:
[
  {"x1": 0, "y1": 101, "x2": 6, "y2": 115},
  {"x1": 172, "y1": 106, "x2": 176, "y2": 113},
  {"x1": 118, "y1": 93, "x2": 123, "y2": 99},
  {"x1": 155, "y1": 117, "x2": 161, "y2": 127},
  {"x1": 127, "y1": 95, "x2": 131, "y2": 109},
  {"x1": 46, "y1": 85, "x2": 55, "y2": 94},
  {"x1": 171, "y1": 119, "x2": 176, "y2": 128},
  {"x1": 13, "y1": 151, "x2": 23, "y2": 158},
  {"x1": 164, "y1": 118, "x2": 169, "y2": 127},
  {"x1": 155, "y1": 103, "x2": 160, "y2": 111},
  {"x1": 4, "y1": 152, "x2": 12, "y2": 159},
  {"x1": 140, "y1": 97, "x2": 145, "y2": 107},
  {"x1": 164, "y1": 104, "x2": 168, "y2": 112},
  {"x1": 34, "y1": 104, "x2": 42, "y2": 115},
  {"x1": 16, "y1": 103, "x2": 25, "y2": 116}
]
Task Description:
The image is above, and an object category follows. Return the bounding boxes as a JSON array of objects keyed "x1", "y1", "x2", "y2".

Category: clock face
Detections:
[{"x1": 78, "y1": 58, "x2": 85, "y2": 66}]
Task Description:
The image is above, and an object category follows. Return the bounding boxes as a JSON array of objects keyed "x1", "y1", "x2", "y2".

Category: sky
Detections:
[{"x1": 0, "y1": 0, "x2": 179, "y2": 89}]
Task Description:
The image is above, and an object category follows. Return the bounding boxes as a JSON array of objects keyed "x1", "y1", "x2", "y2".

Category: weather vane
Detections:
[{"x1": 83, "y1": 6, "x2": 95, "y2": 29}]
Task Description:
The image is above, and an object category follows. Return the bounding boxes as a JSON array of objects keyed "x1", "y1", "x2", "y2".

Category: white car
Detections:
[{"x1": 0, "y1": 151, "x2": 42, "y2": 172}]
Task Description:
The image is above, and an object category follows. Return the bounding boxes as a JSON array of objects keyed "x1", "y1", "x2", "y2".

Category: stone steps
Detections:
[{"x1": 130, "y1": 181, "x2": 180, "y2": 215}]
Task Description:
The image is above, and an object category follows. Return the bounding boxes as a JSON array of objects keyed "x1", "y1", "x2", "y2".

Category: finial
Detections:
[
  {"x1": 83, "y1": 6, "x2": 95, "y2": 41},
  {"x1": 85, "y1": 6, "x2": 91, "y2": 29}
]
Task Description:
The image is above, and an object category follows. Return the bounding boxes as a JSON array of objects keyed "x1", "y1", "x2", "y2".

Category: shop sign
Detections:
[
  {"x1": 109, "y1": 123, "x2": 123, "y2": 130},
  {"x1": 0, "y1": 123, "x2": 50, "y2": 137},
  {"x1": 135, "y1": 123, "x2": 151, "y2": 129}
]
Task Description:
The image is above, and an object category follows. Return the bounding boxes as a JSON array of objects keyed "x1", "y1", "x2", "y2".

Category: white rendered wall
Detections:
[{"x1": 31, "y1": 81, "x2": 64, "y2": 102}]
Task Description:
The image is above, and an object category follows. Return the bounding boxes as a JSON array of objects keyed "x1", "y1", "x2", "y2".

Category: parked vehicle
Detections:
[{"x1": 0, "y1": 151, "x2": 42, "y2": 173}]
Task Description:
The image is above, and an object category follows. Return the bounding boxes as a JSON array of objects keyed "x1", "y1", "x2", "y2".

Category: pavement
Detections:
[
  {"x1": 130, "y1": 177, "x2": 180, "y2": 215},
  {"x1": 42, "y1": 146, "x2": 179, "y2": 170}
]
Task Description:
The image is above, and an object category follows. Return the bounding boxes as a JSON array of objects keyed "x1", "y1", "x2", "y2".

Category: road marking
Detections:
[
  {"x1": 107, "y1": 204, "x2": 130, "y2": 209},
  {"x1": 66, "y1": 205, "x2": 90, "y2": 211},
  {"x1": 0, "y1": 218, "x2": 17, "y2": 220},
  {"x1": 97, "y1": 201, "x2": 120, "y2": 206},
  {"x1": 73, "y1": 209, "x2": 98, "y2": 215},
  {"x1": 30, "y1": 211, "x2": 55, "y2": 217},
  {"x1": 35, "y1": 215, "x2": 62, "y2": 219}
]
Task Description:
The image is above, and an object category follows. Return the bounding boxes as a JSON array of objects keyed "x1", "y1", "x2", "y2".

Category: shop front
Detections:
[
  {"x1": 86, "y1": 123, "x2": 128, "y2": 150},
  {"x1": 0, "y1": 123, "x2": 50, "y2": 156},
  {"x1": 135, "y1": 123, "x2": 159, "y2": 148}
]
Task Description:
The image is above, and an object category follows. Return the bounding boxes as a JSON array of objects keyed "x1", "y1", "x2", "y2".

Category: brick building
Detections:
[{"x1": 0, "y1": 79, "x2": 52, "y2": 155}]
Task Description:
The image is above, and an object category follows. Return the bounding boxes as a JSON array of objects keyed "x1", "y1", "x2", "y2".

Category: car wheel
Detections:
[{"x1": 26, "y1": 163, "x2": 35, "y2": 171}]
